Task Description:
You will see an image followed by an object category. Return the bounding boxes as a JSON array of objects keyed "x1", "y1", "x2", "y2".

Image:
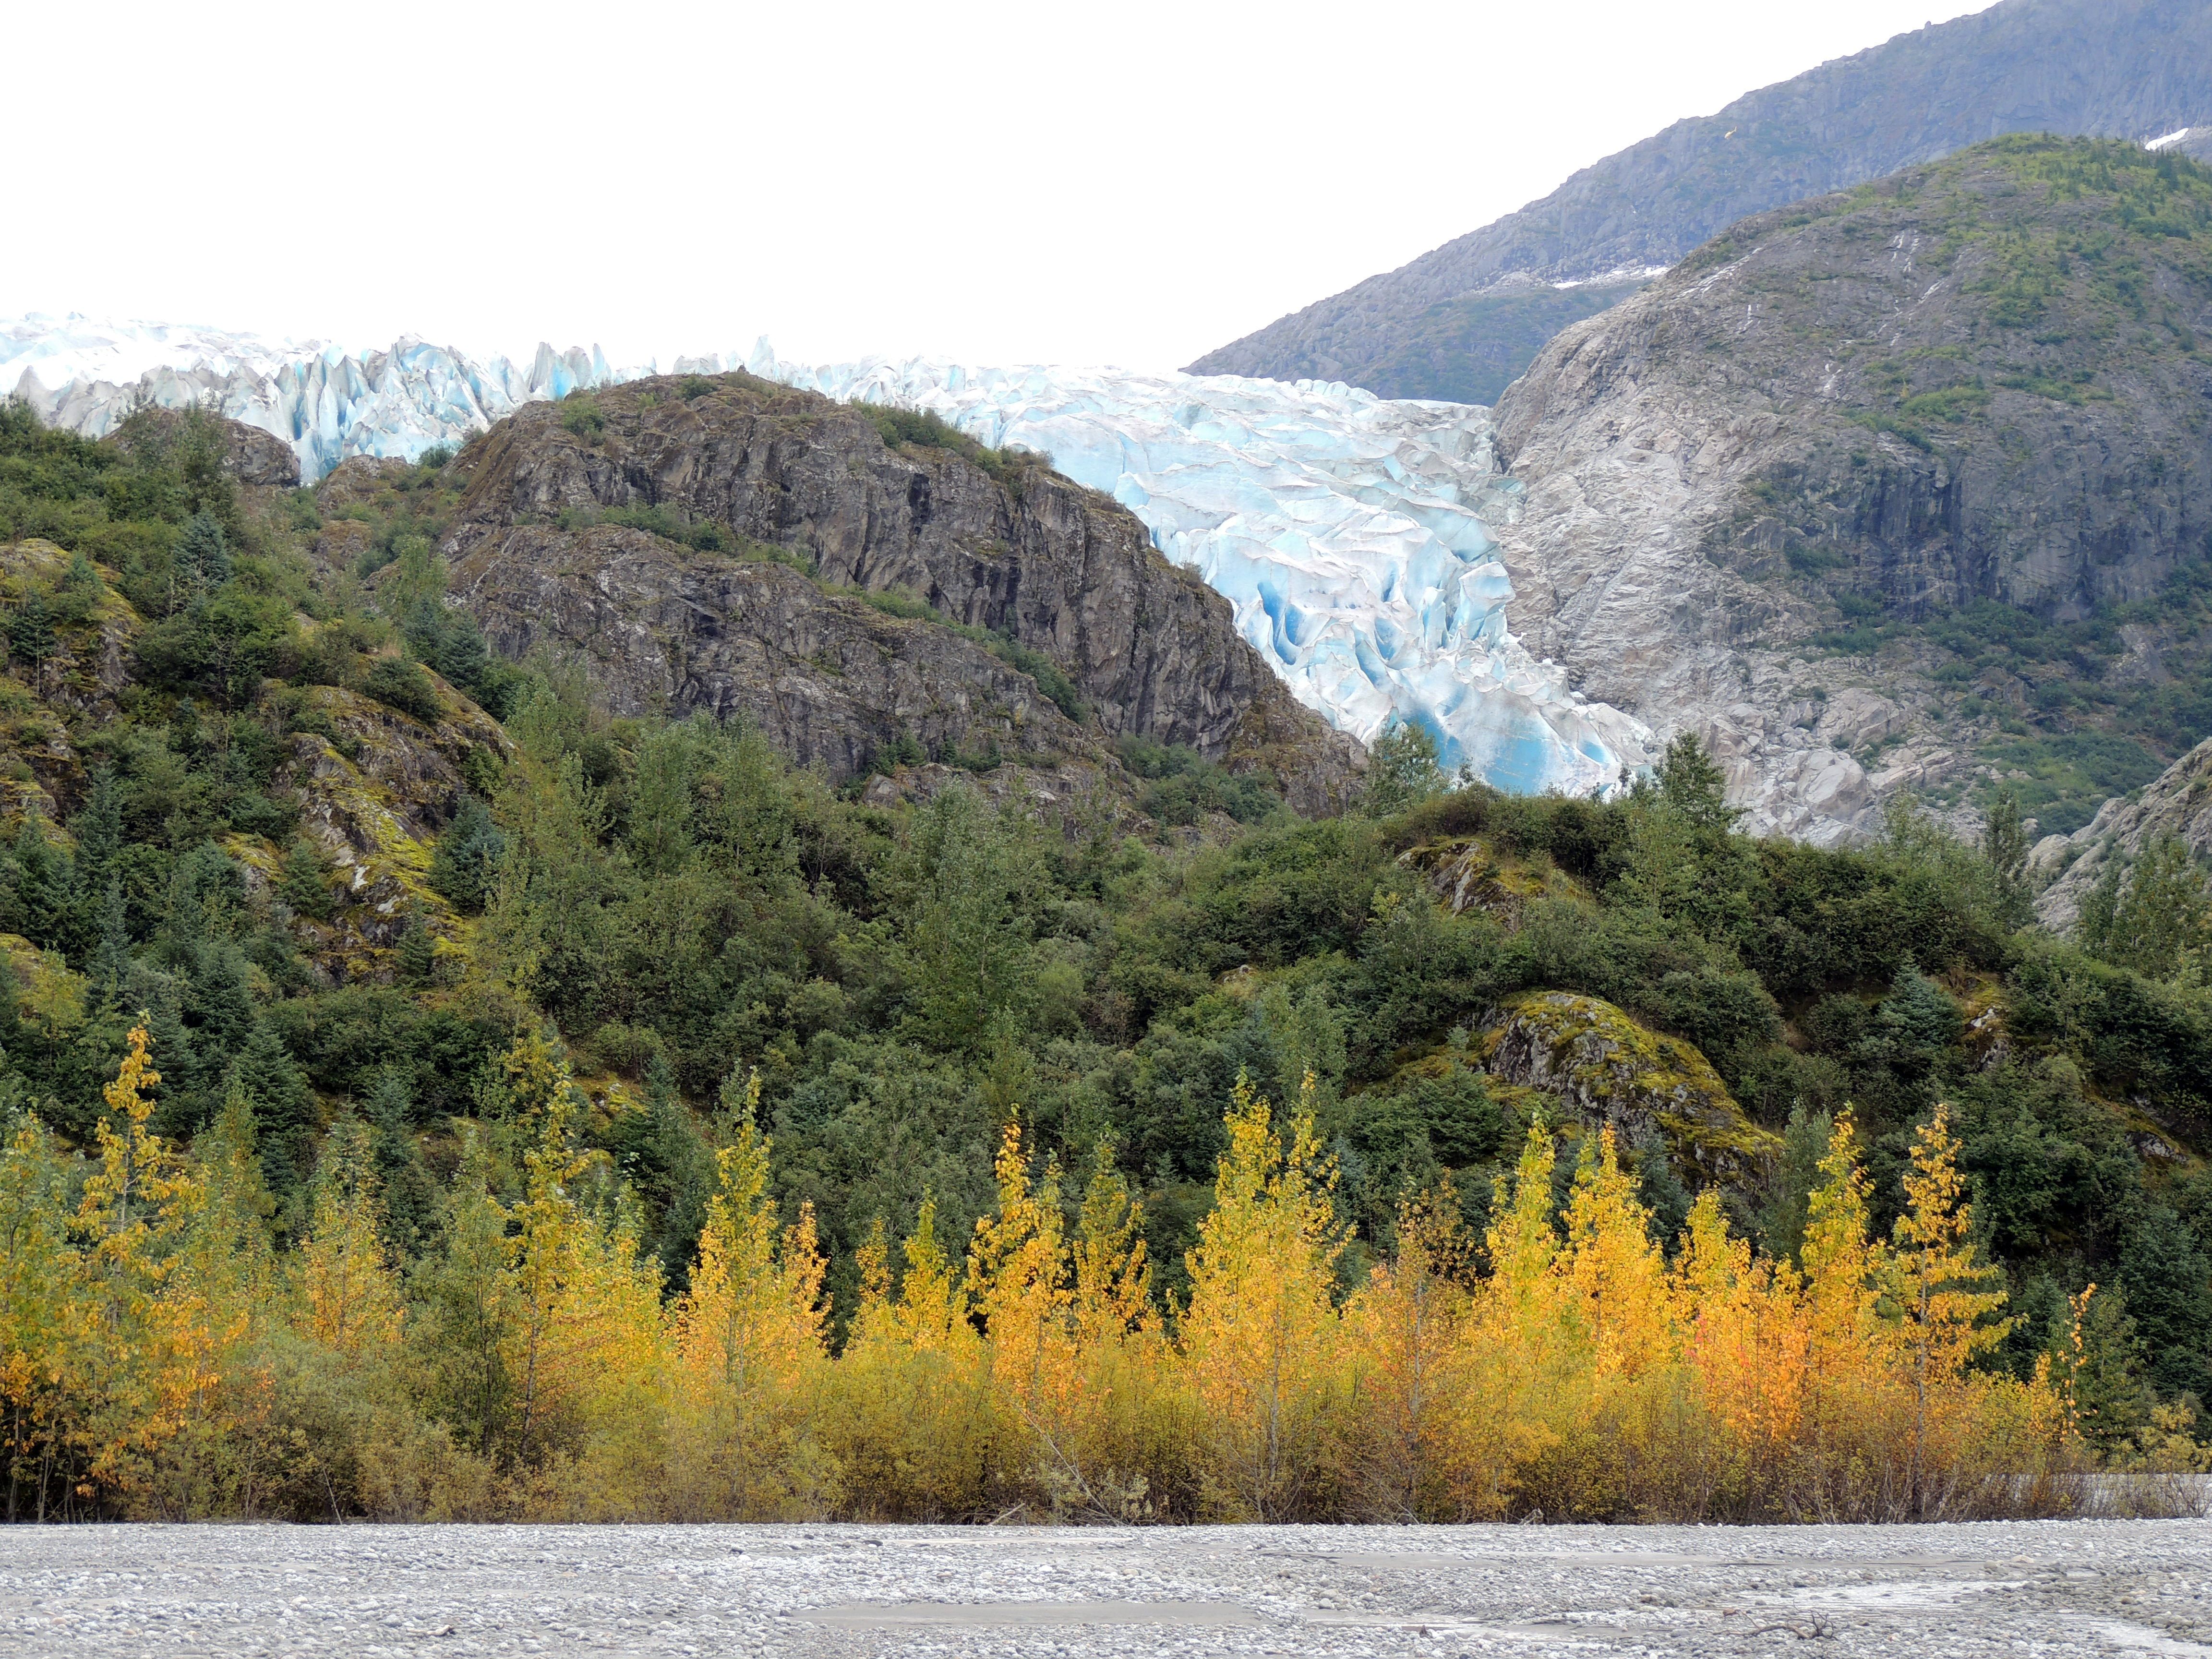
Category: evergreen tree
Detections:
[
  {"x1": 1652, "y1": 729, "x2": 1738, "y2": 832},
  {"x1": 72, "y1": 767, "x2": 122, "y2": 888},
  {"x1": 173, "y1": 511, "x2": 229, "y2": 599},
  {"x1": 1630, "y1": 1127, "x2": 1691, "y2": 1253},
  {"x1": 642, "y1": 1051, "x2": 714, "y2": 1294},
  {"x1": 1981, "y1": 786, "x2": 2032, "y2": 929},
  {"x1": 1879, "y1": 965, "x2": 1963, "y2": 1058},
  {"x1": 2068, "y1": 1283, "x2": 2156, "y2": 1462},
  {"x1": 229, "y1": 1022, "x2": 314, "y2": 1193},
  {"x1": 2117, "y1": 1206, "x2": 2212, "y2": 1406},
  {"x1": 429, "y1": 795, "x2": 505, "y2": 914},
  {"x1": 365, "y1": 1065, "x2": 438, "y2": 1256},
  {"x1": 395, "y1": 910, "x2": 437, "y2": 988},
  {"x1": 185, "y1": 943, "x2": 258, "y2": 1077},
  {"x1": 8, "y1": 593, "x2": 53, "y2": 693},
  {"x1": 1362, "y1": 721, "x2": 1445, "y2": 817},
  {"x1": 2095, "y1": 837, "x2": 2212, "y2": 981},
  {"x1": 131, "y1": 975, "x2": 201, "y2": 1141},
  {"x1": 88, "y1": 878, "x2": 130, "y2": 1001},
  {"x1": 276, "y1": 838, "x2": 335, "y2": 921},
  {"x1": 6, "y1": 808, "x2": 73, "y2": 952}
]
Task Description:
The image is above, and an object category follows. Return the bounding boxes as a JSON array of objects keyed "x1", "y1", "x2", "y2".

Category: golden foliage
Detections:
[{"x1": 0, "y1": 1042, "x2": 2108, "y2": 1522}]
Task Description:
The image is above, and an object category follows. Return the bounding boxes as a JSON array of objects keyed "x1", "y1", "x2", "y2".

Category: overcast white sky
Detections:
[{"x1": 5, "y1": 0, "x2": 1997, "y2": 373}]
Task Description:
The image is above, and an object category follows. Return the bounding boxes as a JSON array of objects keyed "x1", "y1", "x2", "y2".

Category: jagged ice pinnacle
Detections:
[{"x1": 2, "y1": 315, "x2": 1651, "y2": 795}]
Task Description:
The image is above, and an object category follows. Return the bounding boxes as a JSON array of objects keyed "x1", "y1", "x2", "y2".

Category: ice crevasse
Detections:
[{"x1": 1, "y1": 314, "x2": 1652, "y2": 796}]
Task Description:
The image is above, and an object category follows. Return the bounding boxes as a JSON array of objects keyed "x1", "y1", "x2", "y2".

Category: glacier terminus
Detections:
[{"x1": 3, "y1": 315, "x2": 1652, "y2": 797}]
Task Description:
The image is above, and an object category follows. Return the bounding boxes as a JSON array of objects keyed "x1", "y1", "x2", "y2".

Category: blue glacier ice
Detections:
[
  {"x1": 1, "y1": 314, "x2": 1650, "y2": 796},
  {"x1": 1, "y1": 315, "x2": 645, "y2": 483}
]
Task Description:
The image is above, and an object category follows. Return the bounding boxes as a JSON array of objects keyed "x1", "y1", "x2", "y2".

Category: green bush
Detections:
[
  {"x1": 560, "y1": 396, "x2": 605, "y2": 438},
  {"x1": 362, "y1": 656, "x2": 443, "y2": 723}
]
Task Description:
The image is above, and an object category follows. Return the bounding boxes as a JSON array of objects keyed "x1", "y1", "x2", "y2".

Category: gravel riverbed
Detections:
[{"x1": 1, "y1": 1520, "x2": 2207, "y2": 1657}]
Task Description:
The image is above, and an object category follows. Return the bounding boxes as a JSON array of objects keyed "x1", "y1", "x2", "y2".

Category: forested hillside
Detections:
[{"x1": 0, "y1": 393, "x2": 2207, "y2": 1523}]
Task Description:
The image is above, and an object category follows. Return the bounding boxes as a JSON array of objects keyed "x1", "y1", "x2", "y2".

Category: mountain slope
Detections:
[
  {"x1": 1188, "y1": 0, "x2": 2212, "y2": 401},
  {"x1": 1488, "y1": 135, "x2": 2212, "y2": 842}
]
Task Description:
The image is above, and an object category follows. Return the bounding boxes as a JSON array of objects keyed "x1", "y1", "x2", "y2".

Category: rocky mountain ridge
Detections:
[
  {"x1": 438, "y1": 373, "x2": 1365, "y2": 813},
  {"x1": 2032, "y1": 736, "x2": 2212, "y2": 927},
  {"x1": 1189, "y1": 0, "x2": 2212, "y2": 402},
  {"x1": 1479, "y1": 135, "x2": 2212, "y2": 844}
]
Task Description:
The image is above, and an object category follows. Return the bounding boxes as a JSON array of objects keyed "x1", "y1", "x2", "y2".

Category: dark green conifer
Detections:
[
  {"x1": 9, "y1": 593, "x2": 53, "y2": 692},
  {"x1": 277, "y1": 837, "x2": 335, "y2": 921},
  {"x1": 174, "y1": 510, "x2": 230, "y2": 598},
  {"x1": 230, "y1": 1022, "x2": 314, "y2": 1191}
]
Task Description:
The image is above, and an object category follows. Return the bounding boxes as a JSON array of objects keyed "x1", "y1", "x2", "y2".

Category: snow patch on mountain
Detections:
[{"x1": 2, "y1": 315, "x2": 1649, "y2": 796}]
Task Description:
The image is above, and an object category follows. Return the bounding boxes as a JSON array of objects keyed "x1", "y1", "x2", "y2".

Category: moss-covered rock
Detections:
[
  {"x1": 266, "y1": 681, "x2": 509, "y2": 984},
  {"x1": 0, "y1": 539, "x2": 146, "y2": 822},
  {"x1": 1398, "y1": 835, "x2": 1569, "y2": 926},
  {"x1": 0, "y1": 931, "x2": 86, "y2": 1033},
  {"x1": 1481, "y1": 990, "x2": 1779, "y2": 1181}
]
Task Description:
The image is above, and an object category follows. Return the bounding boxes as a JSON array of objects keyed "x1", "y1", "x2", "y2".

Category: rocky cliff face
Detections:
[
  {"x1": 440, "y1": 373, "x2": 1363, "y2": 812},
  {"x1": 2032, "y1": 737, "x2": 2212, "y2": 928},
  {"x1": 102, "y1": 405, "x2": 301, "y2": 489},
  {"x1": 1487, "y1": 136, "x2": 2212, "y2": 844},
  {"x1": 1189, "y1": 0, "x2": 2212, "y2": 401}
]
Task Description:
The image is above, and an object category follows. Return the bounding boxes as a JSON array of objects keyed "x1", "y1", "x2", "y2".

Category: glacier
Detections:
[
  {"x1": 2, "y1": 315, "x2": 645, "y2": 483},
  {"x1": 2, "y1": 314, "x2": 1650, "y2": 795}
]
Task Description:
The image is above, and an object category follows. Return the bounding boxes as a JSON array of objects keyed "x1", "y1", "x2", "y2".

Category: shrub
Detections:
[
  {"x1": 561, "y1": 396, "x2": 605, "y2": 438},
  {"x1": 363, "y1": 656, "x2": 443, "y2": 723}
]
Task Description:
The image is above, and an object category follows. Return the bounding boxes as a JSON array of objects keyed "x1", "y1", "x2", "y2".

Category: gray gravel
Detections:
[{"x1": 1, "y1": 1520, "x2": 2207, "y2": 1657}]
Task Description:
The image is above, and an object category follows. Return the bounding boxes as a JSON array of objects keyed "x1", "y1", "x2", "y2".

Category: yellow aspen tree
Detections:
[
  {"x1": 548, "y1": 1181, "x2": 665, "y2": 1517},
  {"x1": 1892, "y1": 1102, "x2": 2013, "y2": 1513},
  {"x1": 967, "y1": 1115, "x2": 1071, "y2": 1416},
  {"x1": 1801, "y1": 1108, "x2": 1886, "y2": 1359},
  {"x1": 297, "y1": 1118, "x2": 405, "y2": 1360},
  {"x1": 1561, "y1": 1128, "x2": 1670, "y2": 1384},
  {"x1": 1033, "y1": 1142, "x2": 1169, "y2": 1520},
  {"x1": 73, "y1": 1022, "x2": 197, "y2": 1507},
  {"x1": 153, "y1": 1084, "x2": 279, "y2": 1516},
  {"x1": 1070, "y1": 1143, "x2": 1154, "y2": 1350},
  {"x1": 1795, "y1": 1106, "x2": 1899, "y2": 1515},
  {"x1": 0, "y1": 1114, "x2": 88, "y2": 1520},
  {"x1": 504, "y1": 1046, "x2": 663, "y2": 1491},
  {"x1": 1669, "y1": 1188, "x2": 1805, "y2": 1503},
  {"x1": 1338, "y1": 1181, "x2": 1472, "y2": 1519},
  {"x1": 1178, "y1": 1069, "x2": 1346, "y2": 1520},
  {"x1": 670, "y1": 1074, "x2": 830, "y2": 1519},
  {"x1": 1519, "y1": 1127, "x2": 1678, "y2": 1518},
  {"x1": 830, "y1": 1197, "x2": 992, "y2": 1518},
  {"x1": 1454, "y1": 1119, "x2": 1568, "y2": 1513}
]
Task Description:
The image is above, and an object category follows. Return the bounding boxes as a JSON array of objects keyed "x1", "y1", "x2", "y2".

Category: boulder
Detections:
[{"x1": 1481, "y1": 990, "x2": 1778, "y2": 1180}]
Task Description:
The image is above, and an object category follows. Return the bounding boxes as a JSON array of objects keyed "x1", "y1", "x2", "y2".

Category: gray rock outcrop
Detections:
[
  {"x1": 101, "y1": 405, "x2": 301, "y2": 488},
  {"x1": 441, "y1": 374, "x2": 1363, "y2": 812},
  {"x1": 1486, "y1": 137, "x2": 2212, "y2": 844},
  {"x1": 2032, "y1": 738, "x2": 2212, "y2": 929}
]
